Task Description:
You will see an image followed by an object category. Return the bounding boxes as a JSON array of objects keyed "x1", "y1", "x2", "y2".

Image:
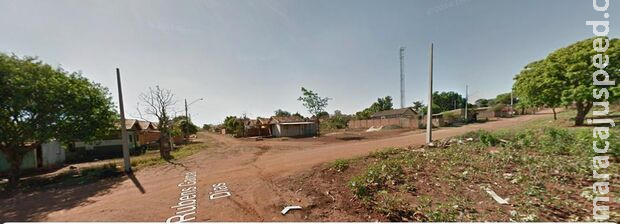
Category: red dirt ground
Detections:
[{"x1": 0, "y1": 111, "x2": 556, "y2": 221}]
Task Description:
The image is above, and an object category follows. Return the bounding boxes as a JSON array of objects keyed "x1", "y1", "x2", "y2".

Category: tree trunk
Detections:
[
  {"x1": 574, "y1": 102, "x2": 593, "y2": 126},
  {"x1": 159, "y1": 133, "x2": 171, "y2": 160},
  {"x1": 552, "y1": 107, "x2": 557, "y2": 120},
  {"x1": 316, "y1": 118, "x2": 321, "y2": 137},
  {"x1": 6, "y1": 150, "x2": 24, "y2": 189}
]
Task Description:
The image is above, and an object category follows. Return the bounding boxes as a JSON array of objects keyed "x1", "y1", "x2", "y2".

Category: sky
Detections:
[{"x1": 0, "y1": 0, "x2": 617, "y2": 125}]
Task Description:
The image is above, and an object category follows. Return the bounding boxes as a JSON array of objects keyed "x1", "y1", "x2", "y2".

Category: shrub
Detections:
[
  {"x1": 348, "y1": 159, "x2": 404, "y2": 198},
  {"x1": 332, "y1": 159, "x2": 349, "y2": 172}
]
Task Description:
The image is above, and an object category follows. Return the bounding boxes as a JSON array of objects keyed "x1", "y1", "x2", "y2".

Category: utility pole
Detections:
[
  {"x1": 185, "y1": 99, "x2": 189, "y2": 143},
  {"x1": 426, "y1": 43, "x2": 433, "y2": 144},
  {"x1": 116, "y1": 68, "x2": 131, "y2": 173},
  {"x1": 465, "y1": 85, "x2": 468, "y2": 122},
  {"x1": 400, "y1": 47, "x2": 405, "y2": 109}
]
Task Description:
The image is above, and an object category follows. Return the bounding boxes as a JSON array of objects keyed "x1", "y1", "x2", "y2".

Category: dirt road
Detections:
[{"x1": 10, "y1": 111, "x2": 552, "y2": 221}]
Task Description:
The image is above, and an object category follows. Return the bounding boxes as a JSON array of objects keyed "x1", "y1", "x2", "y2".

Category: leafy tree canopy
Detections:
[
  {"x1": 514, "y1": 37, "x2": 619, "y2": 125},
  {"x1": 0, "y1": 53, "x2": 117, "y2": 187},
  {"x1": 355, "y1": 96, "x2": 393, "y2": 120}
]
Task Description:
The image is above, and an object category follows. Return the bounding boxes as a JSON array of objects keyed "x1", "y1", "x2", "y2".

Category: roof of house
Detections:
[
  {"x1": 371, "y1": 107, "x2": 417, "y2": 118},
  {"x1": 270, "y1": 116, "x2": 306, "y2": 124},
  {"x1": 245, "y1": 119, "x2": 258, "y2": 126},
  {"x1": 137, "y1": 120, "x2": 153, "y2": 130},
  {"x1": 257, "y1": 117, "x2": 271, "y2": 125}
]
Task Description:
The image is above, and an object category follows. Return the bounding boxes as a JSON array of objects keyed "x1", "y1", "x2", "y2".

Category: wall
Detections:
[
  {"x1": 40, "y1": 141, "x2": 65, "y2": 168},
  {"x1": 272, "y1": 123, "x2": 318, "y2": 137},
  {"x1": 348, "y1": 117, "x2": 420, "y2": 129},
  {"x1": 0, "y1": 141, "x2": 64, "y2": 174}
]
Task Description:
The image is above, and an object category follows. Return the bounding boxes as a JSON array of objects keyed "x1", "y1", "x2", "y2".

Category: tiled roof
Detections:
[{"x1": 371, "y1": 107, "x2": 417, "y2": 118}]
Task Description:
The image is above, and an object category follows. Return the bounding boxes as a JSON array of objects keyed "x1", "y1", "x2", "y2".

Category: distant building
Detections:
[
  {"x1": 269, "y1": 116, "x2": 318, "y2": 138},
  {"x1": 371, "y1": 107, "x2": 418, "y2": 119},
  {"x1": 66, "y1": 119, "x2": 158, "y2": 163}
]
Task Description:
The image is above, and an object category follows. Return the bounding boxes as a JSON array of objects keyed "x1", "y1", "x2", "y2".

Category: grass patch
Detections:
[
  {"x1": 1, "y1": 142, "x2": 210, "y2": 193},
  {"x1": 344, "y1": 125, "x2": 619, "y2": 221}
]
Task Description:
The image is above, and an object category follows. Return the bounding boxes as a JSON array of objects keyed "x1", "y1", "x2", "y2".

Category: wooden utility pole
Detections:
[
  {"x1": 426, "y1": 43, "x2": 434, "y2": 144},
  {"x1": 116, "y1": 68, "x2": 132, "y2": 173}
]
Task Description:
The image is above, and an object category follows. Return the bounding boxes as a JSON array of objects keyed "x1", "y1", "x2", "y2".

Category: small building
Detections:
[
  {"x1": 371, "y1": 107, "x2": 418, "y2": 119},
  {"x1": 269, "y1": 116, "x2": 318, "y2": 138},
  {"x1": 0, "y1": 141, "x2": 65, "y2": 175},
  {"x1": 66, "y1": 119, "x2": 142, "y2": 163}
]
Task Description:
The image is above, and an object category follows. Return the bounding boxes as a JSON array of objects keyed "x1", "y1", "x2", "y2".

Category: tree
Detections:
[
  {"x1": 173, "y1": 116, "x2": 198, "y2": 137},
  {"x1": 223, "y1": 116, "x2": 243, "y2": 136},
  {"x1": 514, "y1": 60, "x2": 562, "y2": 119},
  {"x1": 138, "y1": 86, "x2": 177, "y2": 159},
  {"x1": 0, "y1": 54, "x2": 117, "y2": 187},
  {"x1": 202, "y1": 124, "x2": 212, "y2": 131},
  {"x1": 475, "y1": 99, "x2": 490, "y2": 107},
  {"x1": 274, "y1": 109, "x2": 291, "y2": 117},
  {"x1": 322, "y1": 110, "x2": 352, "y2": 130},
  {"x1": 412, "y1": 100, "x2": 425, "y2": 113},
  {"x1": 514, "y1": 37, "x2": 620, "y2": 125},
  {"x1": 432, "y1": 91, "x2": 466, "y2": 112},
  {"x1": 355, "y1": 96, "x2": 394, "y2": 120},
  {"x1": 297, "y1": 87, "x2": 331, "y2": 136},
  {"x1": 419, "y1": 103, "x2": 442, "y2": 115}
]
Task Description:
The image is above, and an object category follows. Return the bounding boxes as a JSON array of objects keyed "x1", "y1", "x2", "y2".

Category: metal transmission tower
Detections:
[{"x1": 400, "y1": 47, "x2": 406, "y2": 109}]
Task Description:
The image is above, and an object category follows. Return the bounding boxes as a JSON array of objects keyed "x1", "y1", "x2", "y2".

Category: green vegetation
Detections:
[
  {"x1": 355, "y1": 96, "x2": 394, "y2": 120},
  {"x1": 514, "y1": 37, "x2": 620, "y2": 125},
  {"x1": 223, "y1": 116, "x2": 244, "y2": 136},
  {"x1": 343, "y1": 110, "x2": 619, "y2": 221},
  {"x1": 331, "y1": 159, "x2": 350, "y2": 172},
  {"x1": 298, "y1": 87, "x2": 331, "y2": 136},
  {"x1": 321, "y1": 110, "x2": 353, "y2": 131},
  {"x1": 0, "y1": 53, "x2": 117, "y2": 188}
]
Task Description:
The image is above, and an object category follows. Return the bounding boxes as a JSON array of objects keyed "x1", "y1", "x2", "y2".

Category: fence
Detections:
[{"x1": 348, "y1": 117, "x2": 420, "y2": 129}]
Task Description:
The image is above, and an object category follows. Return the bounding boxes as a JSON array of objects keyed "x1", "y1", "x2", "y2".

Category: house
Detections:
[
  {"x1": 136, "y1": 120, "x2": 160, "y2": 146},
  {"x1": 269, "y1": 116, "x2": 318, "y2": 137},
  {"x1": 65, "y1": 119, "x2": 145, "y2": 163},
  {"x1": 0, "y1": 141, "x2": 65, "y2": 175},
  {"x1": 371, "y1": 107, "x2": 418, "y2": 119},
  {"x1": 241, "y1": 118, "x2": 272, "y2": 137}
]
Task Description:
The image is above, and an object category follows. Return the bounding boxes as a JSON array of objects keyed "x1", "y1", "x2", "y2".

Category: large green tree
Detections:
[
  {"x1": 514, "y1": 60, "x2": 563, "y2": 119},
  {"x1": 514, "y1": 37, "x2": 620, "y2": 125},
  {"x1": 355, "y1": 96, "x2": 393, "y2": 120},
  {"x1": 0, "y1": 54, "x2": 117, "y2": 187},
  {"x1": 432, "y1": 91, "x2": 466, "y2": 112},
  {"x1": 298, "y1": 87, "x2": 331, "y2": 136}
]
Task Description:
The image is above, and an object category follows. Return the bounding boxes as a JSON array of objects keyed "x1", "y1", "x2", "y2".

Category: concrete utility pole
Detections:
[
  {"x1": 116, "y1": 68, "x2": 132, "y2": 173},
  {"x1": 465, "y1": 85, "x2": 468, "y2": 122},
  {"x1": 426, "y1": 43, "x2": 434, "y2": 144},
  {"x1": 400, "y1": 47, "x2": 406, "y2": 109}
]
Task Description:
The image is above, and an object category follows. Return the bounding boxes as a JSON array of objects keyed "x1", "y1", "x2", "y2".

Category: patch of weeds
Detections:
[
  {"x1": 348, "y1": 159, "x2": 404, "y2": 198},
  {"x1": 332, "y1": 159, "x2": 349, "y2": 172},
  {"x1": 374, "y1": 191, "x2": 415, "y2": 221},
  {"x1": 479, "y1": 131, "x2": 499, "y2": 146},
  {"x1": 524, "y1": 182, "x2": 546, "y2": 197},
  {"x1": 369, "y1": 147, "x2": 401, "y2": 159}
]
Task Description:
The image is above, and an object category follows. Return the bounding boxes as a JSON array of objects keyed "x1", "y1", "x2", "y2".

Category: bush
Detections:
[
  {"x1": 348, "y1": 159, "x2": 404, "y2": 198},
  {"x1": 332, "y1": 159, "x2": 349, "y2": 172}
]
